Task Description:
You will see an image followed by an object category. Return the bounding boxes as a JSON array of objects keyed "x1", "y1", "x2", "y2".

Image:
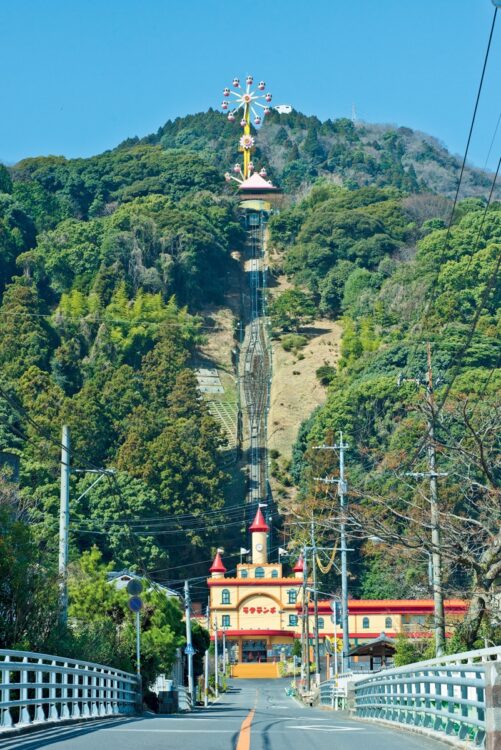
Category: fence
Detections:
[
  {"x1": 0, "y1": 649, "x2": 137, "y2": 731},
  {"x1": 353, "y1": 646, "x2": 501, "y2": 748},
  {"x1": 319, "y1": 679, "x2": 347, "y2": 709}
]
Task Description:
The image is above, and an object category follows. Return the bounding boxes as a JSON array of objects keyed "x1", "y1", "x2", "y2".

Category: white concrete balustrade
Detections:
[{"x1": 0, "y1": 649, "x2": 137, "y2": 731}]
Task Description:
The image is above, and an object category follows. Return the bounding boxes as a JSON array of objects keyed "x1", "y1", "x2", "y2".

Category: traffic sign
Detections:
[
  {"x1": 184, "y1": 645, "x2": 196, "y2": 656},
  {"x1": 127, "y1": 579, "x2": 143, "y2": 596},
  {"x1": 128, "y1": 595, "x2": 143, "y2": 612}
]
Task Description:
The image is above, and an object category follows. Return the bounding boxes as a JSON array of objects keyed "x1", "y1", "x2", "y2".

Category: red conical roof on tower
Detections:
[
  {"x1": 249, "y1": 507, "x2": 269, "y2": 532},
  {"x1": 209, "y1": 551, "x2": 227, "y2": 573},
  {"x1": 293, "y1": 555, "x2": 304, "y2": 573}
]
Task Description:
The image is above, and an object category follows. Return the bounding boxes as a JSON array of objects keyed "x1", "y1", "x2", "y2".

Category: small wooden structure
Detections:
[{"x1": 349, "y1": 632, "x2": 396, "y2": 670}]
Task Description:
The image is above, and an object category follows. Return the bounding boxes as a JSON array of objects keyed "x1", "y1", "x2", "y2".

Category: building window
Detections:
[
  {"x1": 317, "y1": 617, "x2": 324, "y2": 629},
  {"x1": 385, "y1": 617, "x2": 393, "y2": 629},
  {"x1": 288, "y1": 615, "x2": 298, "y2": 626},
  {"x1": 255, "y1": 567, "x2": 265, "y2": 579},
  {"x1": 271, "y1": 569, "x2": 278, "y2": 578},
  {"x1": 362, "y1": 617, "x2": 370, "y2": 629},
  {"x1": 222, "y1": 615, "x2": 230, "y2": 628},
  {"x1": 288, "y1": 590, "x2": 297, "y2": 604},
  {"x1": 240, "y1": 569, "x2": 248, "y2": 578},
  {"x1": 221, "y1": 589, "x2": 231, "y2": 605}
]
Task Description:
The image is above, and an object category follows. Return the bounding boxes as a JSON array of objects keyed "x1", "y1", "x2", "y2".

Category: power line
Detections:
[
  {"x1": 405, "y1": 6, "x2": 499, "y2": 381},
  {"x1": 72, "y1": 516, "x2": 252, "y2": 536},
  {"x1": 69, "y1": 502, "x2": 249, "y2": 528},
  {"x1": 402, "y1": 159, "x2": 501, "y2": 472},
  {"x1": 483, "y1": 110, "x2": 501, "y2": 171},
  {"x1": 0, "y1": 308, "x2": 219, "y2": 331}
]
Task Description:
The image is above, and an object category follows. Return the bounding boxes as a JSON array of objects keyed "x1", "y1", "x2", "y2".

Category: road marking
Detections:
[
  {"x1": 287, "y1": 725, "x2": 364, "y2": 732},
  {"x1": 236, "y1": 709, "x2": 255, "y2": 750},
  {"x1": 101, "y1": 728, "x2": 234, "y2": 733}
]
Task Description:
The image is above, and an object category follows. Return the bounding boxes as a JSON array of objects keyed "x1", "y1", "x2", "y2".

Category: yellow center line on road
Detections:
[{"x1": 236, "y1": 690, "x2": 258, "y2": 750}]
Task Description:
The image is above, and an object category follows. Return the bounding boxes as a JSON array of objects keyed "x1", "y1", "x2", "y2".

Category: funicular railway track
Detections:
[{"x1": 241, "y1": 216, "x2": 271, "y2": 510}]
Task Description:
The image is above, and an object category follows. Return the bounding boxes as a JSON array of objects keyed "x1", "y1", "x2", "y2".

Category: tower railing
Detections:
[{"x1": 0, "y1": 649, "x2": 137, "y2": 731}]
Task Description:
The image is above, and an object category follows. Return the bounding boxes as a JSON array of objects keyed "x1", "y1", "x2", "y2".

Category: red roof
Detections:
[
  {"x1": 314, "y1": 598, "x2": 468, "y2": 614},
  {"x1": 208, "y1": 578, "x2": 302, "y2": 587},
  {"x1": 209, "y1": 551, "x2": 227, "y2": 573},
  {"x1": 293, "y1": 555, "x2": 304, "y2": 573},
  {"x1": 211, "y1": 630, "x2": 295, "y2": 639},
  {"x1": 249, "y1": 508, "x2": 269, "y2": 533}
]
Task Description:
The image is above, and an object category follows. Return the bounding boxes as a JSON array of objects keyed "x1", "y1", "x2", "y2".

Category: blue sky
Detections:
[{"x1": 1, "y1": 0, "x2": 500, "y2": 169}]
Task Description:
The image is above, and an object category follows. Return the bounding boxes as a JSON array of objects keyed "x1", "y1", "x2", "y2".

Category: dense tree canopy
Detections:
[{"x1": 1, "y1": 107, "x2": 499, "y2": 666}]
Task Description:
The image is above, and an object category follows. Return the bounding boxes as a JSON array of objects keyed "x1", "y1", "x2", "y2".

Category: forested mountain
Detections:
[
  {"x1": 268, "y1": 183, "x2": 500, "y2": 648},
  {"x1": 137, "y1": 109, "x2": 498, "y2": 197},
  {"x1": 0, "y1": 108, "x2": 499, "y2": 659}
]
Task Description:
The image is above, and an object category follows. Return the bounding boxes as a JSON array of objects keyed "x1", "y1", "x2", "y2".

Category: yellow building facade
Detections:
[
  {"x1": 208, "y1": 509, "x2": 467, "y2": 667},
  {"x1": 208, "y1": 508, "x2": 305, "y2": 663}
]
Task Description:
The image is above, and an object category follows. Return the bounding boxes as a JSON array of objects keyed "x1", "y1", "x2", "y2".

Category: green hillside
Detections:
[
  {"x1": 268, "y1": 182, "x2": 500, "y2": 648},
  {"x1": 140, "y1": 109, "x2": 498, "y2": 197},
  {"x1": 0, "y1": 109, "x2": 499, "y2": 658}
]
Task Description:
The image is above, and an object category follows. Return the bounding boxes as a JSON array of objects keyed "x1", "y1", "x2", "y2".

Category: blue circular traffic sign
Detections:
[{"x1": 128, "y1": 596, "x2": 143, "y2": 612}]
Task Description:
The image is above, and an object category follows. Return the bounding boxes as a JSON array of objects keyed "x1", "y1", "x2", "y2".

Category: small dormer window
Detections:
[
  {"x1": 255, "y1": 567, "x2": 265, "y2": 579},
  {"x1": 271, "y1": 570, "x2": 278, "y2": 578}
]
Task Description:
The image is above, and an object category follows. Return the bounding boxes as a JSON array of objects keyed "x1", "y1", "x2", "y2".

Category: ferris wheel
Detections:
[{"x1": 220, "y1": 75, "x2": 273, "y2": 182}]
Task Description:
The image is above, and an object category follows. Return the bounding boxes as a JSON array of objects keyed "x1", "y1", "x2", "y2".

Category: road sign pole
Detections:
[
  {"x1": 135, "y1": 610, "x2": 142, "y2": 712},
  {"x1": 126, "y1": 578, "x2": 144, "y2": 712},
  {"x1": 136, "y1": 609, "x2": 141, "y2": 674},
  {"x1": 214, "y1": 618, "x2": 219, "y2": 698},
  {"x1": 204, "y1": 597, "x2": 210, "y2": 707},
  {"x1": 184, "y1": 580, "x2": 195, "y2": 704}
]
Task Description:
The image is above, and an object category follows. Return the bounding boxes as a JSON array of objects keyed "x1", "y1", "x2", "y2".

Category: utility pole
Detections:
[
  {"x1": 222, "y1": 628, "x2": 227, "y2": 676},
  {"x1": 303, "y1": 546, "x2": 311, "y2": 692},
  {"x1": 314, "y1": 432, "x2": 350, "y2": 668},
  {"x1": 58, "y1": 424, "x2": 113, "y2": 627},
  {"x1": 58, "y1": 425, "x2": 70, "y2": 625},
  {"x1": 184, "y1": 580, "x2": 195, "y2": 703},
  {"x1": 311, "y1": 519, "x2": 321, "y2": 685},
  {"x1": 204, "y1": 597, "x2": 210, "y2": 707},
  {"x1": 405, "y1": 343, "x2": 446, "y2": 656},
  {"x1": 214, "y1": 616, "x2": 219, "y2": 698}
]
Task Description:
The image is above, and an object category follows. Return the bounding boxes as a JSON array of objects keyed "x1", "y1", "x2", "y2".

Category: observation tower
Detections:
[{"x1": 220, "y1": 75, "x2": 281, "y2": 211}]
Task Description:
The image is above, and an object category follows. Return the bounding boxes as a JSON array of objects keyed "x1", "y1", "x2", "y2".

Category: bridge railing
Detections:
[
  {"x1": 0, "y1": 649, "x2": 137, "y2": 731},
  {"x1": 353, "y1": 645, "x2": 501, "y2": 748},
  {"x1": 319, "y1": 679, "x2": 347, "y2": 709}
]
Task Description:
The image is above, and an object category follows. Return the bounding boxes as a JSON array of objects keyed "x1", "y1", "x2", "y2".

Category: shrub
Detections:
[
  {"x1": 316, "y1": 365, "x2": 336, "y2": 385},
  {"x1": 281, "y1": 334, "x2": 307, "y2": 353}
]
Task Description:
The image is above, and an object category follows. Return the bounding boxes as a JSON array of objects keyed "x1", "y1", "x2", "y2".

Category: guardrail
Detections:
[
  {"x1": 0, "y1": 649, "x2": 137, "y2": 731},
  {"x1": 319, "y1": 679, "x2": 347, "y2": 709},
  {"x1": 353, "y1": 646, "x2": 501, "y2": 748},
  {"x1": 177, "y1": 685, "x2": 192, "y2": 712}
]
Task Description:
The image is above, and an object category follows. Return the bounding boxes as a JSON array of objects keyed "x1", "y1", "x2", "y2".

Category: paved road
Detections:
[{"x1": 2, "y1": 679, "x2": 450, "y2": 750}]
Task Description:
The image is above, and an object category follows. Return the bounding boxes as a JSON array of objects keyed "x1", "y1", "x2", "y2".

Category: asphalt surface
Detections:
[{"x1": 1, "y1": 679, "x2": 450, "y2": 750}]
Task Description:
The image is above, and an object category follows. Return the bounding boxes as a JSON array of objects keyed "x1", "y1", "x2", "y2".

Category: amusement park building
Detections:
[{"x1": 207, "y1": 509, "x2": 467, "y2": 664}]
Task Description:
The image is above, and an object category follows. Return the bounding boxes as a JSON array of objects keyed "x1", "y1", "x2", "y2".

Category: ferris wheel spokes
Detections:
[{"x1": 219, "y1": 73, "x2": 274, "y2": 180}]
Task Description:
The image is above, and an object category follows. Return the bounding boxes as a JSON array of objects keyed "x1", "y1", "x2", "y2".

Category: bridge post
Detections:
[
  {"x1": 485, "y1": 661, "x2": 501, "y2": 750},
  {"x1": 346, "y1": 678, "x2": 357, "y2": 714}
]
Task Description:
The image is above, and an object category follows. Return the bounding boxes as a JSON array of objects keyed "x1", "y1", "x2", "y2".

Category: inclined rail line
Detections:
[{"x1": 241, "y1": 217, "x2": 271, "y2": 508}]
